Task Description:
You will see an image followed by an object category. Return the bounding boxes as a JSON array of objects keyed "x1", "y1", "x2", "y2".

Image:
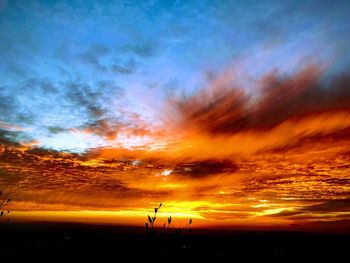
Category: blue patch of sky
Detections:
[{"x1": 0, "y1": 0, "x2": 349, "y2": 151}]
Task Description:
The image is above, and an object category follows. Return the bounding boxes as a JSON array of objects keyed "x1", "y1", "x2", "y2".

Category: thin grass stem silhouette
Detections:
[
  {"x1": 145, "y1": 203, "x2": 192, "y2": 236},
  {"x1": 0, "y1": 190, "x2": 11, "y2": 223}
]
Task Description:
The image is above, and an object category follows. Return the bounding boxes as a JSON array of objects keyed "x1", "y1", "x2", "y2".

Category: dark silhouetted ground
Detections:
[{"x1": 0, "y1": 222, "x2": 348, "y2": 260}]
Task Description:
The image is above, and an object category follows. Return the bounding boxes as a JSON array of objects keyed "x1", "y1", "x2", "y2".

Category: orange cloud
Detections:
[{"x1": 1, "y1": 65, "x2": 350, "y2": 231}]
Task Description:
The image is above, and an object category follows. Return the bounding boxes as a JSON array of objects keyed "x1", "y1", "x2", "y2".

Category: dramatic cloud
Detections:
[
  {"x1": 0, "y1": 0, "x2": 350, "y2": 230},
  {"x1": 170, "y1": 66, "x2": 350, "y2": 134}
]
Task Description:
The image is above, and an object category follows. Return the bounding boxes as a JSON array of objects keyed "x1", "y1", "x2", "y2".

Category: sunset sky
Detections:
[{"x1": 0, "y1": 0, "x2": 350, "y2": 231}]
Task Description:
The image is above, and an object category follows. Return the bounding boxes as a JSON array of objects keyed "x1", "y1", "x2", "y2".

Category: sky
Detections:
[{"x1": 0, "y1": 0, "x2": 350, "y2": 231}]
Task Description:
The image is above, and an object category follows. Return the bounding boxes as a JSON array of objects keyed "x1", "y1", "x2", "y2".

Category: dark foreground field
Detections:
[{"x1": 0, "y1": 222, "x2": 348, "y2": 260}]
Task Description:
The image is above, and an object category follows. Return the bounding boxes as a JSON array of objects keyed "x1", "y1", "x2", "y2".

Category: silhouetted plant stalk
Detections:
[
  {"x1": 145, "y1": 203, "x2": 192, "y2": 235},
  {"x1": 0, "y1": 190, "x2": 11, "y2": 223},
  {"x1": 146, "y1": 202, "x2": 162, "y2": 233}
]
